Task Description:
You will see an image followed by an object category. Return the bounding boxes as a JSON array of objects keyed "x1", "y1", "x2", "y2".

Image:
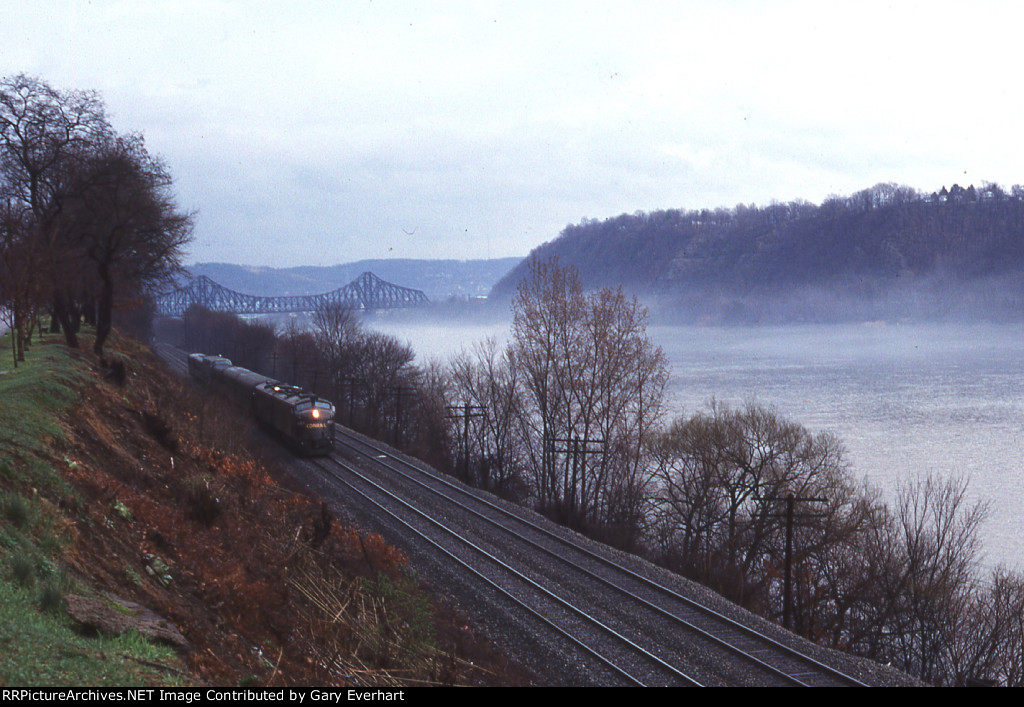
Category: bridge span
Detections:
[{"x1": 156, "y1": 271, "x2": 429, "y2": 317}]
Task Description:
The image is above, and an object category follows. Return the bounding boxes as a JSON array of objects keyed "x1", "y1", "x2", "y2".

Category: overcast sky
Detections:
[{"x1": 2, "y1": 1, "x2": 1022, "y2": 267}]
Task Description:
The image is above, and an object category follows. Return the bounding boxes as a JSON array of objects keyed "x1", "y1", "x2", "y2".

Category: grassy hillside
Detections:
[{"x1": 0, "y1": 330, "x2": 530, "y2": 687}]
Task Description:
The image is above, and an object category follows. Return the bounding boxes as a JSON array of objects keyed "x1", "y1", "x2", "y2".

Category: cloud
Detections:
[{"x1": 3, "y1": 1, "x2": 1023, "y2": 266}]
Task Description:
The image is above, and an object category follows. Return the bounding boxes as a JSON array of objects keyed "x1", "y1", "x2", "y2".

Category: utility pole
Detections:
[
  {"x1": 343, "y1": 377, "x2": 365, "y2": 427},
  {"x1": 547, "y1": 435, "x2": 604, "y2": 522},
  {"x1": 757, "y1": 493, "x2": 827, "y2": 631},
  {"x1": 446, "y1": 403, "x2": 485, "y2": 480},
  {"x1": 386, "y1": 385, "x2": 413, "y2": 448}
]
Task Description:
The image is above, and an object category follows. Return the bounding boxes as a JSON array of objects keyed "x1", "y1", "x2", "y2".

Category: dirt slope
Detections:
[{"x1": 18, "y1": 334, "x2": 531, "y2": 686}]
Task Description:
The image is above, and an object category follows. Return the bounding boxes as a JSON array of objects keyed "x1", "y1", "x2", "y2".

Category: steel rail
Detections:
[
  {"x1": 309, "y1": 454, "x2": 702, "y2": 687},
  {"x1": 334, "y1": 427, "x2": 868, "y2": 687},
  {"x1": 156, "y1": 343, "x2": 864, "y2": 686}
]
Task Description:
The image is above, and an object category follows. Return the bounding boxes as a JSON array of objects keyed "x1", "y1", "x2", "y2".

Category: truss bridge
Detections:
[{"x1": 156, "y1": 271, "x2": 429, "y2": 317}]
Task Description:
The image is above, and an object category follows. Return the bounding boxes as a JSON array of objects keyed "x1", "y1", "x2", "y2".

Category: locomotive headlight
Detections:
[{"x1": 312, "y1": 409, "x2": 321, "y2": 420}]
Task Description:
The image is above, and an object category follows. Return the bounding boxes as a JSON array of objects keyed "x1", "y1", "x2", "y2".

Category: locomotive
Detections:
[{"x1": 188, "y1": 353, "x2": 336, "y2": 455}]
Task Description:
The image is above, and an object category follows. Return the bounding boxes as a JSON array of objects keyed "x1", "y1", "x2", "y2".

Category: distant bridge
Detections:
[{"x1": 156, "y1": 272, "x2": 429, "y2": 317}]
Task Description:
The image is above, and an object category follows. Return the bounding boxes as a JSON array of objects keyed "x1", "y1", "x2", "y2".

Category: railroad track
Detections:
[
  {"x1": 156, "y1": 343, "x2": 190, "y2": 375},
  {"x1": 310, "y1": 451, "x2": 701, "y2": 686},
  {"x1": 155, "y1": 342, "x2": 868, "y2": 686},
  {"x1": 329, "y1": 427, "x2": 868, "y2": 687}
]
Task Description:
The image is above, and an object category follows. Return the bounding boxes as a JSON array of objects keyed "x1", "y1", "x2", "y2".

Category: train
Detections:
[{"x1": 188, "y1": 353, "x2": 336, "y2": 455}]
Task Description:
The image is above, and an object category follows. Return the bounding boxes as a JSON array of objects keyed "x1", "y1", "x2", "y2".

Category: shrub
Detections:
[
  {"x1": 3, "y1": 494, "x2": 31, "y2": 528},
  {"x1": 10, "y1": 555, "x2": 34, "y2": 587},
  {"x1": 37, "y1": 583, "x2": 63, "y2": 613}
]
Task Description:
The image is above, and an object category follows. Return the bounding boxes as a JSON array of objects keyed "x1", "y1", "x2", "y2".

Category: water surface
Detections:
[{"x1": 369, "y1": 318, "x2": 1024, "y2": 570}]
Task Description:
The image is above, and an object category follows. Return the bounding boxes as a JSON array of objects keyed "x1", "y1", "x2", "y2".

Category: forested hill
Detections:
[{"x1": 491, "y1": 183, "x2": 1024, "y2": 322}]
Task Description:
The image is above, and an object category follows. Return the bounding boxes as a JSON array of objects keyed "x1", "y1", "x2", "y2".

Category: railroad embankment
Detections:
[{"x1": 0, "y1": 329, "x2": 530, "y2": 687}]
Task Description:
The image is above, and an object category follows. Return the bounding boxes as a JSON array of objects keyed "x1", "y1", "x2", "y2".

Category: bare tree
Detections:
[
  {"x1": 509, "y1": 258, "x2": 668, "y2": 543},
  {"x1": 0, "y1": 195, "x2": 34, "y2": 365},
  {"x1": 508, "y1": 257, "x2": 585, "y2": 515},
  {"x1": 648, "y1": 401, "x2": 861, "y2": 614},
  {"x1": 448, "y1": 337, "x2": 528, "y2": 496},
  {"x1": 647, "y1": 402, "x2": 734, "y2": 581},
  {"x1": 273, "y1": 317, "x2": 322, "y2": 387},
  {"x1": 0, "y1": 73, "x2": 110, "y2": 353},
  {"x1": 310, "y1": 299, "x2": 363, "y2": 404},
  {"x1": 403, "y1": 355, "x2": 455, "y2": 472},
  {"x1": 350, "y1": 330, "x2": 417, "y2": 441},
  {"x1": 0, "y1": 74, "x2": 191, "y2": 354},
  {"x1": 873, "y1": 475, "x2": 988, "y2": 684},
  {"x1": 66, "y1": 132, "x2": 192, "y2": 354},
  {"x1": 980, "y1": 567, "x2": 1024, "y2": 686}
]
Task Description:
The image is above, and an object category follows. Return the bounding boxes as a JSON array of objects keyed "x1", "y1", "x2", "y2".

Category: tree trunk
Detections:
[
  {"x1": 53, "y1": 290, "x2": 79, "y2": 349},
  {"x1": 93, "y1": 265, "x2": 114, "y2": 356}
]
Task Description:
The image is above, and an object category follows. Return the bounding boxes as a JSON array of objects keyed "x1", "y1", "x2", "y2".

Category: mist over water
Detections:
[
  {"x1": 368, "y1": 317, "x2": 1024, "y2": 570},
  {"x1": 650, "y1": 322, "x2": 1024, "y2": 571}
]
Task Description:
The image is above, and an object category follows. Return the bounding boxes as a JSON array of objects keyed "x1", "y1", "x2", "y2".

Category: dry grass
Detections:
[{"x1": 1, "y1": 329, "x2": 534, "y2": 686}]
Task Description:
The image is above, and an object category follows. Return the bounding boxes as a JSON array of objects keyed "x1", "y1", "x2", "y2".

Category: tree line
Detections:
[
  {"x1": 166, "y1": 304, "x2": 446, "y2": 463},
  {"x1": 171, "y1": 258, "x2": 1024, "y2": 685},
  {"x1": 0, "y1": 74, "x2": 192, "y2": 364},
  {"x1": 490, "y1": 181, "x2": 1024, "y2": 321},
  {"x1": 452, "y1": 261, "x2": 1024, "y2": 685}
]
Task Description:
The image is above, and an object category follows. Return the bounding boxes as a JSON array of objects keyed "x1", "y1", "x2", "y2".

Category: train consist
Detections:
[{"x1": 188, "y1": 353, "x2": 336, "y2": 455}]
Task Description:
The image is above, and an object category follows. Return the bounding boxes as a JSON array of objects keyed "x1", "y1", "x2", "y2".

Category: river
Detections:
[{"x1": 367, "y1": 317, "x2": 1024, "y2": 571}]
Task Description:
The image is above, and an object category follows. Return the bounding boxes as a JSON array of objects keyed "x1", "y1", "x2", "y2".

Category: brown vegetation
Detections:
[
  {"x1": 20, "y1": 333, "x2": 531, "y2": 686},
  {"x1": 163, "y1": 259, "x2": 1024, "y2": 685}
]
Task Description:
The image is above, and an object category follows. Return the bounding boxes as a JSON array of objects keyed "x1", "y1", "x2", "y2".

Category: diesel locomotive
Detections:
[{"x1": 188, "y1": 353, "x2": 336, "y2": 455}]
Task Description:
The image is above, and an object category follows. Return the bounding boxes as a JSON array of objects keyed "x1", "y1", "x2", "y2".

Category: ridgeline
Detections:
[{"x1": 492, "y1": 182, "x2": 1024, "y2": 322}]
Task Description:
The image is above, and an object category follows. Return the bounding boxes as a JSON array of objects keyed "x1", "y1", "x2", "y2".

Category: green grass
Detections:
[
  {"x1": 0, "y1": 580, "x2": 184, "y2": 686},
  {"x1": 0, "y1": 330, "x2": 190, "y2": 687},
  {"x1": 0, "y1": 331, "x2": 88, "y2": 494}
]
